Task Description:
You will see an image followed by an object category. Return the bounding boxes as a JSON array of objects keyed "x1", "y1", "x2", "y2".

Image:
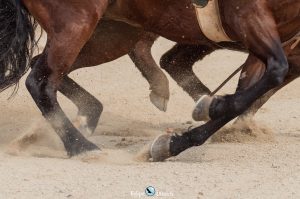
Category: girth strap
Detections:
[{"x1": 193, "y1": 0, "x2": 233, "y2": 42}]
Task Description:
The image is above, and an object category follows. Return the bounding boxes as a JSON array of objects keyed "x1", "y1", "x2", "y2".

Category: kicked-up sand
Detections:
[{"x1": 0, "y1": 37, "x2": 300, "y2": 199}]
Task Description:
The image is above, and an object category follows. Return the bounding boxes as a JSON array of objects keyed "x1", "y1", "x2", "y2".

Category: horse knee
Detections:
[{"x1": 268, "y1": 57, "x2": 289, "y2": 86}]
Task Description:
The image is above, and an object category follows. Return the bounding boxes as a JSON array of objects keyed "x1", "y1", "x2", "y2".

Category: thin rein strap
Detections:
[
  {"x1": 210, "y1": 64, "x2": 244, "y2": 96},
  {"x1": 210, "y1": 32, "x2": 300, "y2": 96}
]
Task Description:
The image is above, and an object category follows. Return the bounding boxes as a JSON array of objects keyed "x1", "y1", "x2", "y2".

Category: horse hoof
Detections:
[
  {"x1": 68, "y1": 141, "x2": 100, "y2": 157},
  {"x1": 192, "y1": 95, "x2": 213, "y2": 121},
  {"x1": 150, "y1": 134, "x2": 172, "y2": 162},
  {"x1": 150, "y1": 92, "x2": 169, "y2": 112}
]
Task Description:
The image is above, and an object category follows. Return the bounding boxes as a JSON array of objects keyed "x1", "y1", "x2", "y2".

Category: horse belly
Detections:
[
  {"x1": 72, "y1": 20, "x2": 143, "y2": 70},
  {"x1": 106, "y1": 0, "x2": 206, "y2": 44}
]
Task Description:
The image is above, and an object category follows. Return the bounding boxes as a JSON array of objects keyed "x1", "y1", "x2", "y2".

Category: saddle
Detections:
[{"x1": 192, "y1": 0, "x2": 233, "y2": 42}]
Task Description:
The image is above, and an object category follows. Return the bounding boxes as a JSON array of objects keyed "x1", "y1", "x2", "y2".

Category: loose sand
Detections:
[{"x1": 0, "y1": 37, "x2": 299, "y2": 199}]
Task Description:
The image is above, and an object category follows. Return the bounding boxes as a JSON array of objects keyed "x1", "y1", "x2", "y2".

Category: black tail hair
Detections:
[{"x1": 0, "y1": 0, "x2": 37, "y2": 95}]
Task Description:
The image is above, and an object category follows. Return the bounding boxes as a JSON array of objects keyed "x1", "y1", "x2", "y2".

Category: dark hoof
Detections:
[
  {"x1": 68, "y1": 140, "x2": 100, "y2": 157},
  {"x1": 192, "y1": 95, "x2": 213, "y2": 121},
  {"x1": 150, "y1": 134, "x2": 172, "y2": 162}
]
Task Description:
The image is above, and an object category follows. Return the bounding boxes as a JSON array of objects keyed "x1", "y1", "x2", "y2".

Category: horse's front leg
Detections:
[
  {"x1": 161, "y1": 43, "x2": 297, "y2": 161},
  {"x1": 235, "y1": 44, "x2": 300, "y2": 120},
  {"x1": 192, "y1": 1, "x2": 289, "y2": 122},
  {"x1": 24, "y1": 0, "x2": 108, "y2": 156},
  {"x1": 129, "y1": 32, "x2": 170, "y2": 111},
  {"x1": 150, "y1": 1, "x2": 289, "y2": 161}
]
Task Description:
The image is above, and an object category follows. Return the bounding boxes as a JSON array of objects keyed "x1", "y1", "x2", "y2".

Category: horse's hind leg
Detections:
[
  {"x1": 24, "y1": 0, "x2": 108, "y2": 156},
  {"x1": 160, "y1": 44, "x2": 214, "y2": 101},
  {"x1": 27, "y1": 51, "x2": 99, "y2": 156},
  {"x1": 129, "y1": 33, "x2": 170, "y2": 111},
  {"x1": 59, "y1": 76, "x2": 103, "y2": 136},
  {"x1": 30, "y1": 57, "x2": 102, "y2": 137}
]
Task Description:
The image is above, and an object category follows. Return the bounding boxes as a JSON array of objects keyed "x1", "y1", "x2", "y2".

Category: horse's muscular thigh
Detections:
[
  {"x1": 23, "y1": 0, "x2": 110, "y2": 75},
  {"x1": 23, "y1": 0, "x2": 109, "y2": 35}
]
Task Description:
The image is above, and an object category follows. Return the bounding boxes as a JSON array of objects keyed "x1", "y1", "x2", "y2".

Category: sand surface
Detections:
[{"x1": 0, "y1": 37, "x2": 300, "y2": 199}]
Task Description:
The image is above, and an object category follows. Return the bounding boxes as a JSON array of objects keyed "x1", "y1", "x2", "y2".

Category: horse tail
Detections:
[{"x1": 0, "y1": 0, "x2": 38, "y2": 95}]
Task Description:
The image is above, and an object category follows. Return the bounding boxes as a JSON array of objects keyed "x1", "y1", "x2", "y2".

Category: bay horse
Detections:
[{"x1": 0, "y1": 0, "x2": 299, "y2": 159}]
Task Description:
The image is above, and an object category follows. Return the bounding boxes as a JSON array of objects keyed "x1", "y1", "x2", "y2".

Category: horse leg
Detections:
[
  {"x1": 237, "y1": 44, "x2": 300, "y2": 120},
  {"x1": 24, "y1": 0, "x2": 108, "y2": 156},
  {"x1": 160, "y1": 44, "x2": 214, "y2": 101},
  {"x1": 150, "y1": 2, "x2": 290, "y2": 161},
  {"x1": 27, "y1": 51, "x2": 99, "y2": 156},
  {"x1": 192, "y1": 1, "x2": 289, "y2": 121},
  {"x1": 58, "y1": 19, "x2": 144, "y2": 134},
  {"x1": 59, "y1": 76, "x2": 103, "y2": 136},
  {"x1": 29, "y1": 55, "x2": 102, "y2": 137},
  {"x1": 152, "y1": 52, "x2": 288, "y2": 161},
  {"x1": 128, "y1": 32, "x2": 170, "y2": 111}
]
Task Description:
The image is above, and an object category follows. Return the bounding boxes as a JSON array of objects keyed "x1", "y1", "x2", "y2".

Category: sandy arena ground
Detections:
[{"x1": 0, "y1": 37, "x2": 299, "y2": 199}]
